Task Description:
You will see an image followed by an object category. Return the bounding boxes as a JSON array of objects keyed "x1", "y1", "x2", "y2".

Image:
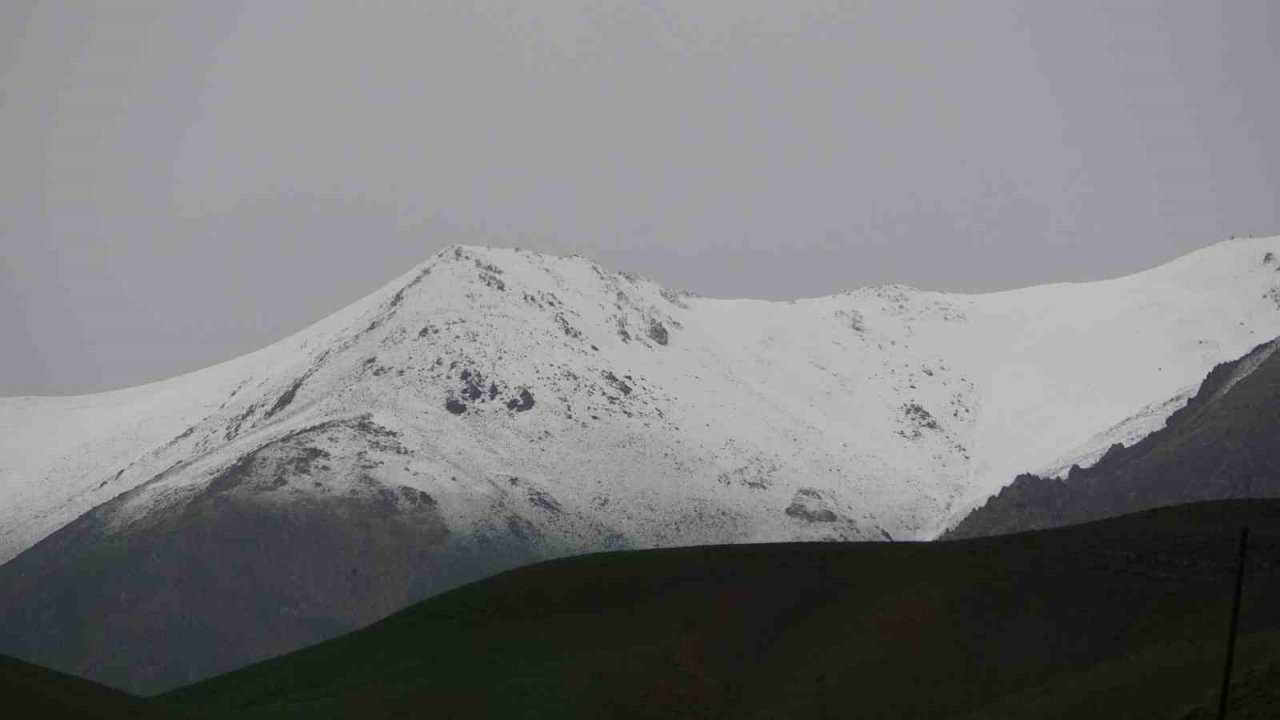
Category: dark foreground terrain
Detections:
[
  {"x1": 0, "y1": 654, "x2": 188, "y2": 720},
  {"x1": 143, "y1": 500, "x2": 1280, "y2": 720}
]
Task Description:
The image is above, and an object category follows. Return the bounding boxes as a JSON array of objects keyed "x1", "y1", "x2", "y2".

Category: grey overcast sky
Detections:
[{"x1": 1, "y1": 1, "x2": 1278, "y2": 396}]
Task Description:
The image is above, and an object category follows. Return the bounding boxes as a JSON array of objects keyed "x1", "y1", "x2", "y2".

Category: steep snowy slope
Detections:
[
  {"x1": 4, "y1": 238, "x2": 1280, "y2": 561},
  {"x1": 3, "y1": 237, "x2": 1280, "y2": 691},
  {"x1": 0, "y1": 260, "x2": 428, "y2": 564},
  {"x1": 947, "y1": 335, "x2": 1280, "y2": 539}
]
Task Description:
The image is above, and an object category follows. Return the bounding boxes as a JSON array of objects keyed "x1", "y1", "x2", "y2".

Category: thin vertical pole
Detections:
[{"x1": 1217, "y1": 526, "x2": 1250, "y2": 720}]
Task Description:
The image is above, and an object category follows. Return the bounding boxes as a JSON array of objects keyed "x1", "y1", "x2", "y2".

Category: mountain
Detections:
[
  {"x1": 0, "y1": 653, "x2": 189, "y2": 720},
  {"x1": 946, "y1": 334, "x2": 1280, "y2": 539},
  {"x1": 4, "y1": 237, "x2": 1280, "y2": 692},
  {"x1": 161, "y1": 500, "x2": 1280, "y2": 720}
]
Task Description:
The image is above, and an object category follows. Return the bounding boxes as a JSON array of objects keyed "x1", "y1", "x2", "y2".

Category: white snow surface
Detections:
[{"x1": 4, "y1": 237, "x2": 1280, "y2": 563}]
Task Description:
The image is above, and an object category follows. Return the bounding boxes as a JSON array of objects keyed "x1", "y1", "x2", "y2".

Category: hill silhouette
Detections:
[
  {"x1": 0, "y1": 654, "x2": 188, "y2": 720},
  {"x1": 163, "y1": 500, "x2": 1280, "y2": 720}
]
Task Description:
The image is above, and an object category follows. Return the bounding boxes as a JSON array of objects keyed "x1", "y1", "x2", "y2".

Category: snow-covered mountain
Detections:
[
  {"x1": 4, "y1": 237, "x2": 1280, "y2": 692},
  {"x1": 5, "y1": 238, "x2": 1280, "y2": 564}
]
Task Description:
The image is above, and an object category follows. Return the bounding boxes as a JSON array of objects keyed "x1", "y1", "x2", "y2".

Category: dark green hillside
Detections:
[
  {"x1": 165, "y1": 500, "x2": 1280, "y2": 720},
  {"x1": 0, "y1": 654, "x2": 189, "y2": 719}
]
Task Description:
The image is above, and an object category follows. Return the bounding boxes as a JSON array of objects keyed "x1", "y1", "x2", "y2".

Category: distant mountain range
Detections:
[{"x1": 3, "y1": 237, "x2": 1280, "y2": 692}]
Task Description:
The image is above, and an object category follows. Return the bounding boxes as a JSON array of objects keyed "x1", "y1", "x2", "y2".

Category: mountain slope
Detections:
[
  {"x1": 947, "y1": 335, "x2": 1280, "y2": 539},
  {"x1": 4, "y1": 237, "x2": 1280, "y2": 692},
  {"x1": 162, "y1": 501, "x2": 1280, "y2": 720},
  {"x1": 7, "y1": 238, "x2": 1280, "y2": 557}
]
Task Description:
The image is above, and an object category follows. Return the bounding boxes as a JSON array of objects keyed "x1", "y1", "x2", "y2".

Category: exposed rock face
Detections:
[
  {"x1": 947, "y1": 338, "x2": 1280, "y2": 539},
  {"x1": 785, "y1": 488, "x2": 839, "y2": 522},
  {"x1": 505, "y1": 388, "x2": 535, "y2": 412},
  {"x1": 647, "y1": 319, "x2": 670, "y2": 346}
]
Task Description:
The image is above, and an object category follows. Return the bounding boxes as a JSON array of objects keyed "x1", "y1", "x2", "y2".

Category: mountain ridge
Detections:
[
  {"x1": 4, "y1": 237, "x2": 1280, "y2": 691},
  {"x1": 6, "y1": 237, "x2": 1280, "y2": 559}
]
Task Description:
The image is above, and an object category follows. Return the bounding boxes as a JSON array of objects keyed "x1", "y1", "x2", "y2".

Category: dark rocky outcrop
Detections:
[
  {"x1": 506, "y1": 388, "x2": 535, "y2": 412},
  {"x1": 263, "y1": 372, "x2": 312, "y2": 419},
  {"x1": 647, "y1": 319, "x2": 669, "y2": 346},
  {"x1": 785, "y1": 488, "x2": 839, "y2": 522},
  {"x1": 602, "y1": 371, "x2": 632, "y2": 396}
]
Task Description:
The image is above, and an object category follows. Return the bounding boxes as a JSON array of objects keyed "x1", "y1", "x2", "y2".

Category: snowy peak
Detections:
[{"x1": 4, "y1": 237, "x2": 1280, "y2": 563}]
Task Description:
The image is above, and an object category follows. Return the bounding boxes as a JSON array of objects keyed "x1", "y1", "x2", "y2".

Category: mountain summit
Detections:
[{"x1": 3, "y1": 237, "x2": 1280, "y2": 691}]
